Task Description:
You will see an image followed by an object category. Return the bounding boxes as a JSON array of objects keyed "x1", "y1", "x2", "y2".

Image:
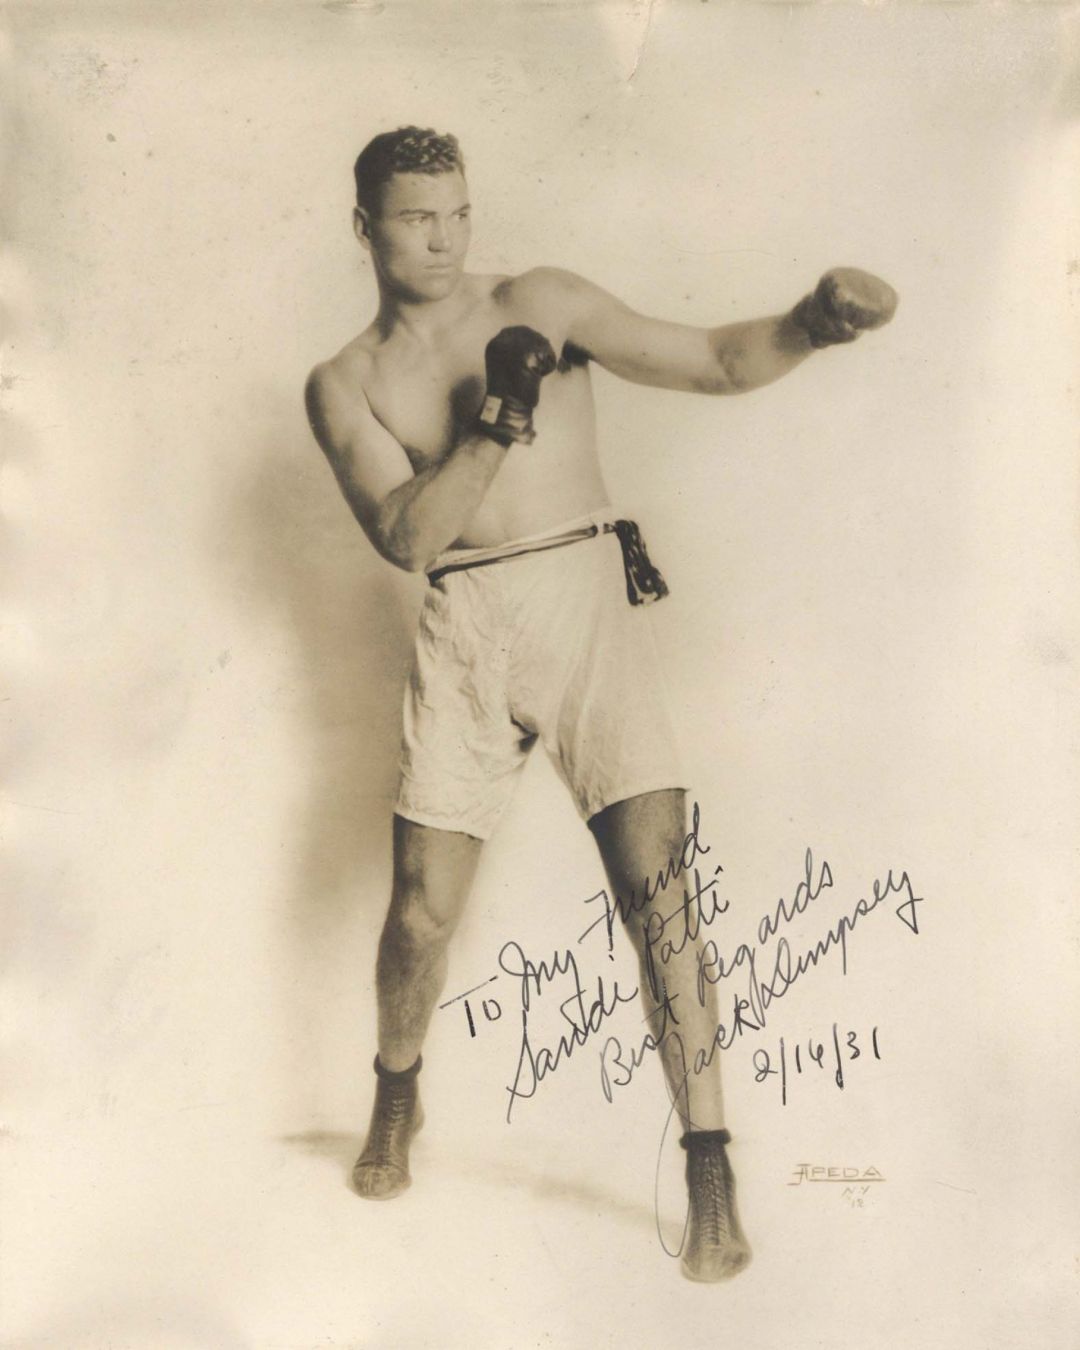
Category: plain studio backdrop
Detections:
[{"x1": 2, "y1": 2, "x2": 1077, "y2": 1347}]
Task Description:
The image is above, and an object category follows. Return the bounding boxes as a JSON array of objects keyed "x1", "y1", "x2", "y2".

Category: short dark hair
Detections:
[{"x1": 353, "y1": 127, "x2": 465, "y2": 213}]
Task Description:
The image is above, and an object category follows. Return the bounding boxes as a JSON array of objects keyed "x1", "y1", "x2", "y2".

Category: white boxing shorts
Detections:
[{"x1": 394, "y1": 509, "x2": 686, "y2": 840}]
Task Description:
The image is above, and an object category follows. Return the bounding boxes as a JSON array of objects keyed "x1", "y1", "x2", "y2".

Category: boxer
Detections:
[{"x1": 305, "y1": 126, "x2": 897, "y2": 1282}]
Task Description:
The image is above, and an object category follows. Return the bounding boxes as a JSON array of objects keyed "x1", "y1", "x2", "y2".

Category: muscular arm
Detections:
[
  {"x1": 526, "y1": 268, "x2": 852, "y2": 395},
  {"x1": 305, "y1": 362, "x2": 507, "y2": 572}
]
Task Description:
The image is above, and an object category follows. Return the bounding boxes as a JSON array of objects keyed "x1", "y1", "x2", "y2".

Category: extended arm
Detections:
[{"x1": 534, "y1": 266, "x2": 897, "y2": 394}]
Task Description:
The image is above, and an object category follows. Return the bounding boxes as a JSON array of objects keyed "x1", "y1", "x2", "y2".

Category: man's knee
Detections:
[
  {"x1": 384, "y1": 842, "x2": 465, "y2": 956},
  {"x1": 391, "y1": 816, "x2": 481, "y2": 930},
  {"x1": 385, "y1": 886, "x2": 456, "y2": 954}
]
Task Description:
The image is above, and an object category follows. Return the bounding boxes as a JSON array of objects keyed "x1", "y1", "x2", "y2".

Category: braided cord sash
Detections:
[{"x1": 426, "y1": 519, "x2": 669, "y2": 606}]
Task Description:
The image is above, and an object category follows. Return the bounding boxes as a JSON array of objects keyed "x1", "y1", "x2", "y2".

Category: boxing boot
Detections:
[
  {"x1": 680, "y1": 1128, "x2": 753, "y2": 1282},
  {"x1": 351, "y1": 1055, "x2": 425, "y2": 1200}
]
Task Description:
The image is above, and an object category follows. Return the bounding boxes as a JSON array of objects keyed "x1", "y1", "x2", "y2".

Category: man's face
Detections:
[{"x1": 356, "y1": 170, "x2": 471, "y2": 302}]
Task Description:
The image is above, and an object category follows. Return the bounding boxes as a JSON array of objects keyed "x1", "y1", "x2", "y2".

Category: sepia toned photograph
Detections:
[{"x1": 2, "y1": 2, "x2": 1077, "y2": 1346}]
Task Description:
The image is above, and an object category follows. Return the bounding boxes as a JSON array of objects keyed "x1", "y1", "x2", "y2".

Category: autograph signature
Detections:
[
  {"x1": 599, "y1": 848, "x2": 919, "y2": 1102},
  {"x1": 440, "y1": 803, "x2": 925, "y2": 1124}
]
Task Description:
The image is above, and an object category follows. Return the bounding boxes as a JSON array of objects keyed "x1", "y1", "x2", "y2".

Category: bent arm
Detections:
[
  {"x1": 538, "y1": 268, "x2": 814, "y2": 395},
  {"x1": 305, "y1": 364, "x2": 507, "y2": 572}
]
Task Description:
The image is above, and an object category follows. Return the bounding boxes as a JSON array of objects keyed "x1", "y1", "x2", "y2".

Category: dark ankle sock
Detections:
[
  {"x1": 374, "y1": 1054, "x2": 422, "y2": 1083},
  {"x1": 680, "y1": 1128, "x2": 731, "y2": 1150}
]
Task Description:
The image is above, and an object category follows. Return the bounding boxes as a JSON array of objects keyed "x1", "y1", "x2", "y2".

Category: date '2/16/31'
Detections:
[{"x1": 753, "y1": 1024, "x2": 881, "y2": 1105}]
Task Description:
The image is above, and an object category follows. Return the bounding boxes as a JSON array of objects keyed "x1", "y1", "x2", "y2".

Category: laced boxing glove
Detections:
[
  {"x1": 476, "y1": 325, "x2": 558, "y2": 446},
  {"x1": 791, "y1": 268, "x2": 899, "y2": 348}
]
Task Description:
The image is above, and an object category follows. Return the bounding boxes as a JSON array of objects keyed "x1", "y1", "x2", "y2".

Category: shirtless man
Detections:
[{"x1": 304, "y1": 127, "x2": 897, "y2": 1282}]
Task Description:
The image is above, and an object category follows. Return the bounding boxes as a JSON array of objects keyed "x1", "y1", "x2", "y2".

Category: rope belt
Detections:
[{"x1": 426, "y1": 518, "x2": 669, "y2": 606}]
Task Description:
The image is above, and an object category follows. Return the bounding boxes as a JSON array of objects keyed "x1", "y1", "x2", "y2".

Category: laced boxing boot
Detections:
[
  {"x1": 351, "y1": 1055, "x2": 424, "y2": 1200},
  {"x1": 680, "y1": 1128, "x2": 753, "y2": 1282}
]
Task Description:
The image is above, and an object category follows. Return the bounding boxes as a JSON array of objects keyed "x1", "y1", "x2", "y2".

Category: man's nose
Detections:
[{"x1": 428, "y1": 219, "x2": 450, "y2": 251}]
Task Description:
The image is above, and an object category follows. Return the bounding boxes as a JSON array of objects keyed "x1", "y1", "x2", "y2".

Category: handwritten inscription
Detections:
[
  {"x1": 752, "y1": 1024, "x2": 881, "y2": 1105},
  {"x1": 498, "y1": 940, "x2": 637, "y2": 1121},
  {"x1": 437, "y1": 804, "x2": 925, "y2": 1121}
]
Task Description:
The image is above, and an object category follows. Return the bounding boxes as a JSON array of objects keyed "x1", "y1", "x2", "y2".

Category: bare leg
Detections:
[
  {"x1": 589, "y1": 789, "x2": 752, "y2": 1281},
  {"x1": 376, "y1": 814, "x2": 483, "y2": 1070},
  {"x1": 589, "y1": 789, "x2": 724, "y2": 1127},
  {"x1": 353, "y1": 814, "x2": 483, "y2": 1199}
]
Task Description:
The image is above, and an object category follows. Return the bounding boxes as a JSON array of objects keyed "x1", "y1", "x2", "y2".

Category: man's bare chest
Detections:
[
  {"x1": 364, "y1": 341, "x2": 488, "y2": 467},
  {"x1": 358, "y1": 281, "x2": 575, "y2": 467}
]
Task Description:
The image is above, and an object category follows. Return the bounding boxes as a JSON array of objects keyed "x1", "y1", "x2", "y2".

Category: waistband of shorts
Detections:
[{"x1": 424, "y1": 507, "x2": 620, "y2": 580}]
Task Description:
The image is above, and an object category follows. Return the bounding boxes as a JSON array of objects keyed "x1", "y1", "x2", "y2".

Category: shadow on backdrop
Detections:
[
  {"x1": 278, "y1": 1127, "x2": 665, "y2": 1238},
  {"x1": 218, "y1": 383, "x2": 418, "y2": 1117}
]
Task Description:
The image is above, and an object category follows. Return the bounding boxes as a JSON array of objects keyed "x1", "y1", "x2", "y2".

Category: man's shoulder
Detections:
[
  {"x1": 306, "y1": 333, "x2": 375, "y2": 409},
  {"x1": 493, "y1": 268, "x2": 601, "y2": 345},
  {"x1": 311, "y1": 329, "x2": 377, "y2": 384},
  {"x1": 305, "y1": 333, "x2": 379, "y2": 445},
  {"x1": 497, "y1": 266, "x2": 591, "y2": 304}
]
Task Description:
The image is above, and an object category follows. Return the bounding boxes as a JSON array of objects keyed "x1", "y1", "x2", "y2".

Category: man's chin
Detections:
[
  {"x1": 386, "y1": 269, "x2": 463, "y2": 304},
  {"x1": 417, "y1": 267, "x2": 461, "y2": 296}
]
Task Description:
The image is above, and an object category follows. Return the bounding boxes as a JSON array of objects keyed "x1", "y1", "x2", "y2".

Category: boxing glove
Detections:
[
  {"x1": 792, "y1": 268, "x2": 899, "y2": 348},
  {"x1": 476, "y1": 326, "x2": 557, "y2": 446}
]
